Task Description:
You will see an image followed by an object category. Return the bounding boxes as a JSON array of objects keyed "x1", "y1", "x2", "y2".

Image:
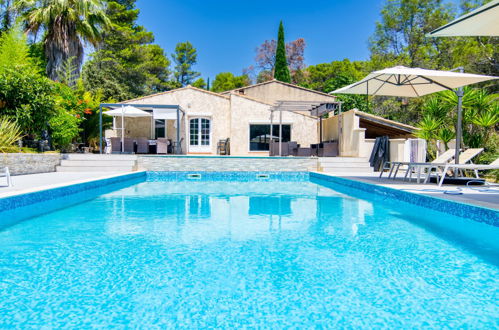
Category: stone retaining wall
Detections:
[
  {"x1": 0, "y1": 153, "x2": 61, "y2": 175},
  {"x1": 138, "y1": 156, "x2": 318, "y2": 172}
]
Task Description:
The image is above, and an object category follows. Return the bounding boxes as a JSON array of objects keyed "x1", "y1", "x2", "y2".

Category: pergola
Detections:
[
  {"x1": 269, "y1": 100, "x2": 342, "y2": 156},
  {"x1": 99, "y1": 103, "x2": 185, "y2": 154}
]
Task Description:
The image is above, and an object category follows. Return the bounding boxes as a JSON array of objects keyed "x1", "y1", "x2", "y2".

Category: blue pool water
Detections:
[{"x1": 0, "y1": 175, "x2": 498, "y2": 328}]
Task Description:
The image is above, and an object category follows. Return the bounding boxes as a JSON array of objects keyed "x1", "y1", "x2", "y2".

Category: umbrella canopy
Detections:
[
  {"x1": 331, "y1": 66, "x2": 497, "y2": 166},
  {"x1": 104, "y1": 105, "x2": 152, "y2": 117},
  {"x1": 331, "y1": 66, "x2": 497, "y2": 97},
  {"x1": 104, "y1": 105, "x2": 151, "y2": 153},
  {"x1": 428, "y1": 0, "x2": 499, "y2": 37}
]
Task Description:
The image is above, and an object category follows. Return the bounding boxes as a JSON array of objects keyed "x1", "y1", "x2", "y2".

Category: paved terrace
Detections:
[
  {"x1": 0, "y1": 171, "x2": 497, "y2": 210},
  {"x1": 325, "y1": 172, "x2": 499, "y2": 210},
  {"x1": 0, "y1": 172, "x2": 130, "y2": 199}
]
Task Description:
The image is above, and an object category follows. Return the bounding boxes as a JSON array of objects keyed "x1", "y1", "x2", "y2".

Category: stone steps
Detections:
[
  {"x1": 62, "y1": 154, "x2": 138, "y2": 161},
  {"x1": 56, "y1": 166, "x2": 133, "y2": 172},
  {"x1": 57, "y1": 154, "x2": 137, "y2": 172},
  {"x1": 60, "y1": 160, "x2": 137, "y2": 167},
  {"x1": 318, "y1": 157, "x2": 374, "y2": 175}
]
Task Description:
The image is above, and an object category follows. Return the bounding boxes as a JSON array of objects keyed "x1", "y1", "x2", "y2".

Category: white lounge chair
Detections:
[
  {"x1": 380, "y1": 149, "x2": 455, "y2": 181},
  {"x1": 437, "y1": 157, "x2": 499, "y2": 187},
  {"x1": 425, "y1": 148, "x2": 484, "y2": 184},
  {"x1": 1, "y1": 167, "x2": 12, "y2": 187}
]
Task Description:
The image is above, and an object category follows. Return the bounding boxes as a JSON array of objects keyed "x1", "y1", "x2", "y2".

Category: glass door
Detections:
[{"x1": 189, "y1": 118, "x2": 211, "y2": 153}]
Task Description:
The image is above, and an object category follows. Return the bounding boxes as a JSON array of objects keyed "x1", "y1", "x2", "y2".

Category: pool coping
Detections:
[
  {"x1": 0, "y1": 171, "x2": 146, "y2": 212},
  {"x1": 310, "y1": 172, "x2": 499, "y2": 226}
]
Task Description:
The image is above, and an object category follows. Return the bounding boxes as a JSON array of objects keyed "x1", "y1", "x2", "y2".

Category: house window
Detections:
[
  {"x1": 155, "y1": 119, "x2": 166, "y2": 138},
  {"x1": 249, "y1": 124, "x2": 291, "y2": 151}
]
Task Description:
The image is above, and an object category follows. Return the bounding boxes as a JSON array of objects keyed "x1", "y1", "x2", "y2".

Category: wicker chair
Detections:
[
  {"x1": 136, "y1": 138, "x2": 149, "y2": 154},
  {"x1": 157, "y1": 138, "x2": 169, "y2": 154},
  {"x1": 123, "y1": 138, "x2": 134, "y2": 153},
  {"x1": 110, "y1": 137, "x2": 122, "y2": 153}
]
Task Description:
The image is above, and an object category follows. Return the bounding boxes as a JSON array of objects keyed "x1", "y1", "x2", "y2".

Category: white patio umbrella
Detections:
[
  {"x1": 428, "y1": 0, "x2": 499, "y2": 37},
  {"x1": 104, "y1": 105, "x2": 151, "y2": 152},
  {"x1": 330, "y1": 66, "x2": 497, "y2": 164}
]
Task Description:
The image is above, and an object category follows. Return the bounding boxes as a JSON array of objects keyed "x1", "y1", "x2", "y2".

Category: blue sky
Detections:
[{"x1": 135, "y1": 0, "x2": 385, "y2": 81}]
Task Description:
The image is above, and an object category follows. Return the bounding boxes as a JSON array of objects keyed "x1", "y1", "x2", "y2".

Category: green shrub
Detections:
[{"x1": 0, "y1": 117, "x2": 23, "y2": 153}]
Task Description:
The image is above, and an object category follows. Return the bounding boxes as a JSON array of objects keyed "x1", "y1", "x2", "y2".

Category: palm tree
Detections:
[{"x1": 15, "y1": 0, "x2": 110, "y2": 81}]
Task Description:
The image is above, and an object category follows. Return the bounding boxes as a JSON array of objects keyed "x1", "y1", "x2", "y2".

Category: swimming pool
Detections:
[{"x1": 0, "y1": 172, "x2": 498, "y2": 327}]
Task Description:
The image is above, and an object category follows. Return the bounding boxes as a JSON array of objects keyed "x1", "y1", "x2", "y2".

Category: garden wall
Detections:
[
  {"x1": 0, "y1": 153, "x2": 61, "y2": 175},
  {"x1": 137, "y1": 156, "x2": 318, "y2": 172}
]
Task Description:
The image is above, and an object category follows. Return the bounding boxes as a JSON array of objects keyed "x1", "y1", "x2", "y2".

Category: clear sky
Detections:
[{"x1": 135, "y1": 0, "x2": 385, "y2": 81}]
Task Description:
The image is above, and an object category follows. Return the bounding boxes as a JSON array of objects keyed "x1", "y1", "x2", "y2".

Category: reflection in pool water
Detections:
[{"x1": 0, "y1": 180, "x2": 497, "y2": 328}]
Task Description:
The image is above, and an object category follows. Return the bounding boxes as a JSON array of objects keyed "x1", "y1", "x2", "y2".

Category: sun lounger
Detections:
[
  {"x1": 380, "y1": 149, "x2": 455, "y2": 181},
  {"x1": 1, "y1": 167, "x2": 12, "y2": 187},
  {"x1": 437, "y1": 157, "x2": 499, "y2": 186},
  {"x1": 425, "y1": 148, "x2": 484, "y2": 184}
]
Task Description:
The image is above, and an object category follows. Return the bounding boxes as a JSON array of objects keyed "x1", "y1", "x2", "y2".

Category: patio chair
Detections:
[
  {"x1": 1, "y1": 167, "x2": 12, "y2": 187},
  {"x1": 296, "y1": 147, "x2": 313, "y2": 157},
  {"x1": 217, "y1": 138, "x2": 230, "y2": 155},
  {"x1": 288, "y1": 141, "x2": 299, "y2": 156},
  {"x1": 319, "y1": 141, "x2": 338, "y2": 157},
  {"x1": 157, "y1": 138, "x2": 169, "y2": 154},
  {"x1": 380, "y1": 148, "x2": 455, "y2": 181},
  {"x1": 437, "y1": 157, "x2": 499, "y2": 186},
  {"x1": 136, "y1": 138, "x2": 149, "y2": 154},
  {"x1": 110, "y1": 137, "x2": 122, "y2": 153},
  {"x1": 123, "y1": 138, "x2": 134, "y2": 154}
]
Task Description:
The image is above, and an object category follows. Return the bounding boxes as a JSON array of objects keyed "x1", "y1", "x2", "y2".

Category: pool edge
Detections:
[{"x1": 310, "y1": 172, "x2": 499, "y2": 226}]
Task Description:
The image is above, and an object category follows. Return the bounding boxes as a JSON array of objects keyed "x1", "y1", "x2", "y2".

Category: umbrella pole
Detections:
[
  {"x1": 99, "y1": 105, "x2": 103, "y2": 154},
  {"x1": 366, "y1": 80, "x2": 369, "y2": 112},
  {"x1": 121, "y1": 105, "x2": 124, "y2": 153},
  {"x1": 270, "y1": 110, "x2": 273, "y2": 155},
  {"x1": 279, "y1": 110, "x2": 283, "y2": 156},
  {"x1": 454, "y1": 88, "x2": 464, "y2": 166}
]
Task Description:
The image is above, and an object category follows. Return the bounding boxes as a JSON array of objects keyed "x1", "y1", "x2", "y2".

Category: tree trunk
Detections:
[{"x1": 45, "y1": 17, "x2": 83, "y2": 82}]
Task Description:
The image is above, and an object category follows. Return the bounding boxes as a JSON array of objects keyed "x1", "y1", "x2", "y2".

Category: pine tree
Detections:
[
  {"x1": 274, "y1": 21, "x2": 290, "y2": 83},
  {"x1": 172, "y1": 41, "x2": 200, "y2": 86},
  {"x1": 82, "y1": 0, "x2": 173, "y2": 101}
]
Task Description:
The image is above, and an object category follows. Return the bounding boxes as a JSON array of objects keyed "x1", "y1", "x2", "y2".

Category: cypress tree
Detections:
[{"x1": 274, "y1": 21, "x2": 291, "y2": 83}]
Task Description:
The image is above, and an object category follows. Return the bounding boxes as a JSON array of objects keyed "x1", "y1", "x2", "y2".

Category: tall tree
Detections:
[
  {"x1": 369, "y1": 0, "x2": 455, "y2": 69},
  {"x1": 82, "y1": 0, "x2": 173, "y2": 101},
  {"x1": 0, "y1": 0, "x2": 13, "y2": 32},
  {"x1": 253, "y1": 37, "x2": 305, "y2": 83},
  {"x1": 172, "y1": 41, "x2": 200, "y2": 86},
  {"x1": 274, "y1": 21, "x2": 291, "y2": 83},
  {"x1": 211, "y1": 72, "x2": 250, "y2": 92},
  {"x1": 15, "y1": 0, "x2": 110, "y2": 81}
]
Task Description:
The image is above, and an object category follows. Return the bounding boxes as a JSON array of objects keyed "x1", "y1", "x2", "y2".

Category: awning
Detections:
[{"x1": 153, "y1": 108, "x2": 178, "y2": 120}]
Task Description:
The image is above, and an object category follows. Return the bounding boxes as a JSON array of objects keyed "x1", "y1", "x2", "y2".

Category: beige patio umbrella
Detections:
[
  {"x1": 428, "y1": 0, "x2": 499, "y2": 37},
  {"x1": 104, "y1": 105, "x2": 151, "y2": 152},
  {"x1": 330, "y1": 66, "x2": 497, "y2": 164}
]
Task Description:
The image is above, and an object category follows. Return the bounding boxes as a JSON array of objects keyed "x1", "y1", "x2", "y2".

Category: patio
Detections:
[{"x1": 99, "y1": 103, "x2": 186, "y2": 155}]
